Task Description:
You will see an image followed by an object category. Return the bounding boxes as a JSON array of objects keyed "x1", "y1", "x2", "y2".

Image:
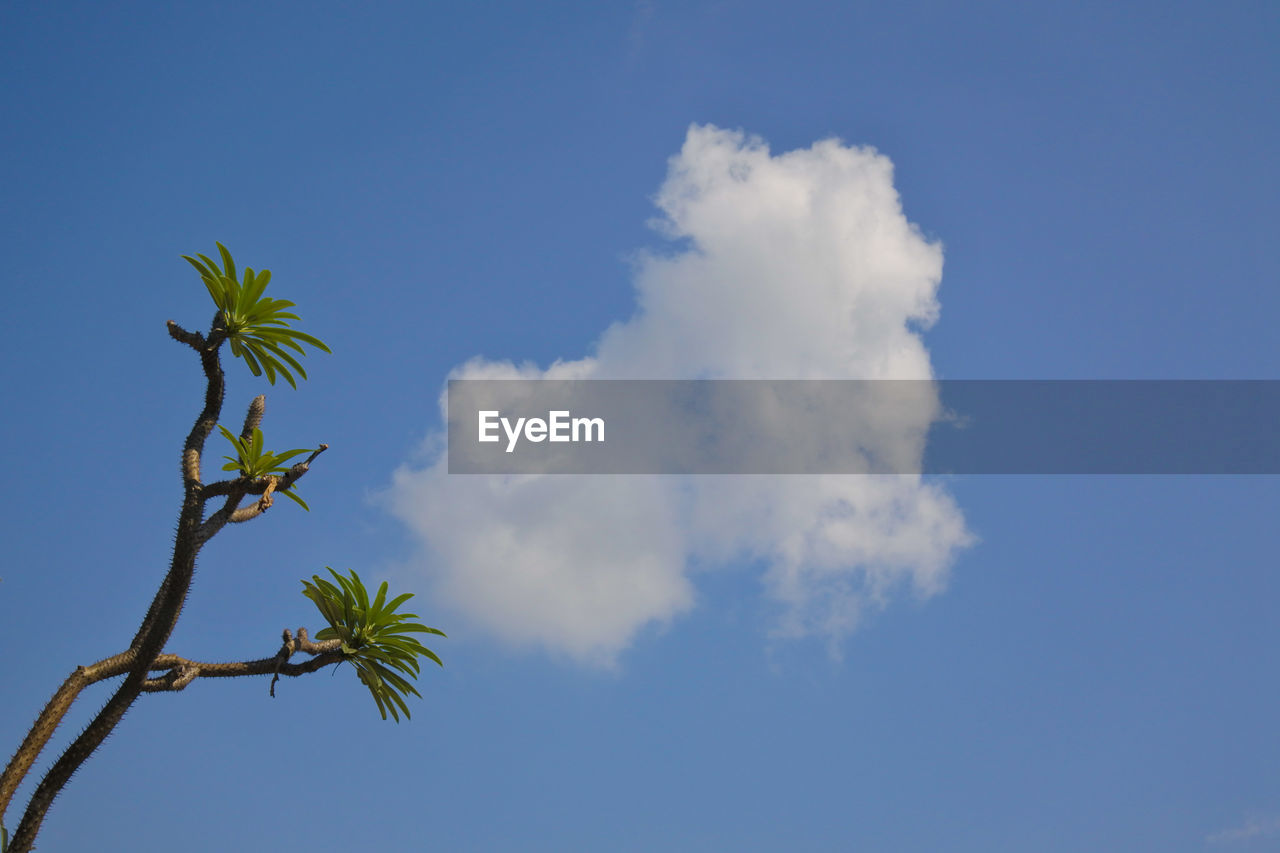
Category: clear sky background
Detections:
[{"x1": 1, "y1": 2, "x2": 1278, "y2": 851}]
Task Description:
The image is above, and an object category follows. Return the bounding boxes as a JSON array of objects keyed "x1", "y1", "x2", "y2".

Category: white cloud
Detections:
[
  {"x1": 386, "y1": 124, "x2": 972, "y2": 665},
  {"x1": 1207, "y1": 814, "x2": 1280, "y2": 845}
]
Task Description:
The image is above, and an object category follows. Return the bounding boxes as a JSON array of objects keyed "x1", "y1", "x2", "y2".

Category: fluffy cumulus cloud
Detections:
[{"x1": 387, "y1": 125, "x2": 972, "y2": 666}]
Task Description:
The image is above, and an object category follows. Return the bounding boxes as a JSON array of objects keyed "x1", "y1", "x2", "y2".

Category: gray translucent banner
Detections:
[{"x1": 446, "y1": 380, "x2": 1280, "y2": 474}]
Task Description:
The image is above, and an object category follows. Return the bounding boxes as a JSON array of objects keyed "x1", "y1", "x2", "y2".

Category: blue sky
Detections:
[{"x1": 1, "y1": 2, "x2": 1278, "y2": 851}]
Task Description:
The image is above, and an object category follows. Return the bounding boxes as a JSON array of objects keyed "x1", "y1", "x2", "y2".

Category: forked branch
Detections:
[{"x1": 0, "y1": 245, "x2": 427, "y2": 853}]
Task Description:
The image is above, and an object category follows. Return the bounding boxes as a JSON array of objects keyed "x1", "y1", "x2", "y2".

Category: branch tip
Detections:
[
  {"x1": 166, "y1": 321, "x2": 204, "y2": 350},
  {"x1": 241, "y1": 395, "x2": 266, "y2": 438}
]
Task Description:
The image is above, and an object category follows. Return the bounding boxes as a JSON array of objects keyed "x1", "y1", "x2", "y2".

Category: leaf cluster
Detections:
[
  {"x1": 183, "y1": 242, "x2": 331, "y2": 387},
  {"x1": 218, "y1": 425, "x2": 313, "y2": 510},
  {"x1": 301, "y1": 569, "x2": 445, "y2": 721}
]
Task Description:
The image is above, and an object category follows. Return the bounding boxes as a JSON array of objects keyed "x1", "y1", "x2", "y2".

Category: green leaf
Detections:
[
  {"x1": 216, "y1": 241, "x2": 236, "y2": 281},
  {"x1": 258, "y1": 348, "x2": 281, "y2": 385},
  {"x1": 186, "y1": 244, "x2": 329, "y2": 385},
  {"x1": 397, "y1": 623, "x2": 445, "y2": 635},
  {"x1": 270, "y1": 447, "x2": 312, "y2": 465},
  {"x1": 259, "y1": 339, "x2": 308, "y2": 380},
  {"x1": 369, "y1": 687, "x2": 390, "y2": 721},
  {"x1": 217, "y1": 425, "x2": 315, "y2": 512},
  {"x1": 381, "y1": 592, "x2": 415, "y2": 615},
  {"x1": 300, "y1": 568, "x2": 444, "y2": 722},
  {"x1": 196, "y1": 252, "x2": 220, "y2": 274},
  {"x1": 182, "y1": 254, "x2": 211, "y2": 278},
  {"x1": 240, "y1": 345, "x2": 265, "y2": 378},
  {"x1": 350, "y1": 570, "x2": 370, "y2": 610},
  {"x1": 368, "y1": 581, "x2": 389, "y2": 621},
  {"x1": 283, "y1": 328, "x2": 332, "y2": 353}
]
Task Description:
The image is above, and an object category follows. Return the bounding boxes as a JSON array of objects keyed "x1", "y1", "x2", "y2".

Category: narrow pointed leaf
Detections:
[{"x1": 217, "y1": 242, "x2": 237, "y2": 281}]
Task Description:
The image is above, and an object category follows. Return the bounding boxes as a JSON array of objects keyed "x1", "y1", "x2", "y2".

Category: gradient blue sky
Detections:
[{"x1": 2, "y1": 2, "x2": 1278, "y2": 851}]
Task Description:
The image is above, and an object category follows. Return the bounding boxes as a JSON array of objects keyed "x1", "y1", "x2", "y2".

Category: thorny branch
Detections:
[
  {"x1": 140, "y1": 628, "x2": 345, "y2": 695},
  {"x1": 1, "y1": 317, "x2": 328, "y2": 853}
]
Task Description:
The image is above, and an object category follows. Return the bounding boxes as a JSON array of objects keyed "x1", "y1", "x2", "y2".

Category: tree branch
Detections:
[
  {"x1": 140, "y1": 634, "x2": 345, "y2": 694},
  {"x1": 8, "y1": 267, "x2": 341, "y2": 850},
  {"x1": 199, "y1": 441, "x2": 328, "y2": 501},
  {"x1": 1, "y1": 621, "x2": 344, "y2": 819},
  {"x1": 165, "y1": 320, "x2": 203, "y2": 350},
  {"x1": 196, "y1": 483, "x2": 251, "y2": 544},
  {"x1": 8, "y1": 313, "x2": 230, "y2": 853},
  {"x1": 282, "y1": 445, "x2": 329, "y2": 485},
  {"x1": 199, "y1": 444, "x2": 328, "y2": 530},
  {"x1": 0, "y1": 651, "x2": 133, "y2": 821}
]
